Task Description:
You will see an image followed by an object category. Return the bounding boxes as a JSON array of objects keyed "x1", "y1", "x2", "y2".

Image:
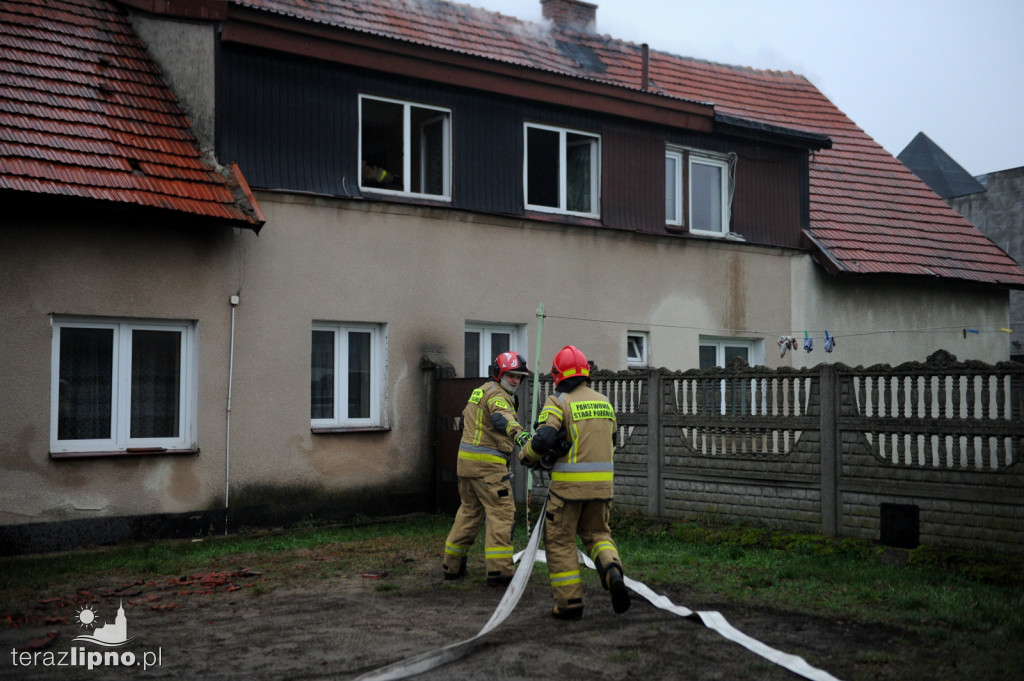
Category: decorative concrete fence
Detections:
[{"x1": 523, "y1": 350, "x2": 1024, "y2": 554}]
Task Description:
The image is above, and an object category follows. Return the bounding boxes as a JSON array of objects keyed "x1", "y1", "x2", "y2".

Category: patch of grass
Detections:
[
  {"x1": 611, "y1": 511, "x2": 1024, "y2": 663},
  {"x1": 607, "y1": 649, "x2": 639, "y2": 664},
  {"x1": 0, "y1": 513, "x2": 450, "y2": 607}
]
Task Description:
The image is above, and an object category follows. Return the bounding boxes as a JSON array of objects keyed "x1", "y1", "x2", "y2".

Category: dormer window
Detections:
[
  {"x1": 525, "y1": 123, "x2": 600, "y2": 218},
  {"x1": 666, "y1": 146, "x2": 734, "y2": 236},
  {"x1": 359, "y1": 95, "x2": 451, "y2": 200}
]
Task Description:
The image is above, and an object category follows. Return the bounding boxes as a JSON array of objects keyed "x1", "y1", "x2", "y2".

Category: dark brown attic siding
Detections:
[
  {"x1": 221, "y1": 3, "x2": 716, "y2": 134},
  {"x1": 0, "y1": 0, "x2": 263, "y2": 230},
  {"x1": 217, "y1": 0, "x2": 1023, "y2": 289}
]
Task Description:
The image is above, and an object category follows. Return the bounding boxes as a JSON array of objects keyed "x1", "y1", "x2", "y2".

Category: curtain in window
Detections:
[
  {"x1": 130, "y1": 330, "x2": 181, "y2": 438},
  {"x1": 58, "y1": 327, "x2": 113, "y2": 440},
  {"x1": 311, "y1": 330, "x2": 335, "y2": 419},
  {"x1": 691, "y1": 161, "x2": 723, "y2": 232},
  {"x1": 566, "y1": 135, "x2": 592, "y2": 213},
  {"x1": 348, "y1": 331, "x2": 371, "y2": 419}
]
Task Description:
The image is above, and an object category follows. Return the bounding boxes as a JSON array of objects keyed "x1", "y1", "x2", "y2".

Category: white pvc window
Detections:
[
  {"x1": 665, "y1": 150, "x2": 683, "y2": 226},
  {"x1": 359, "y1": 95, "x2": 451, "y2": 199},
  {"x1": 666, "y1": 146, "x2": 733, "y2": 235},
  {"x1": 525, "y1": 123, "x2": 600, "y2": 217},
  {"x1": 699, "y1": 337, "x2": 764, "y2": 415},
  {"x1": 311, "y1": 323, "x2": 386, "y2": 428},
  {"x1": 627, "y1": 332, "x2": 649, "y2": 367},
  {"x1": 464, "y1": 323, "x2": 526, "y2": 378},
  {"x1": 50, "y1": 318, "x2": 197, "y2": 453}
]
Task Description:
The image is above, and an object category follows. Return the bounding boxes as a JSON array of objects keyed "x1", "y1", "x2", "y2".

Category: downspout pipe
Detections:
[{"x1": 225, "y1": 294, "x2": 239, "y2": 534}]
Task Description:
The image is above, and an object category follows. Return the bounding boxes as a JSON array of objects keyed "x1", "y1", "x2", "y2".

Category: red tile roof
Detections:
[
  {"x1": 236, "y1": 0, "x2": 1024, "y2": 288},
  {"x1": 0, "y1": 0, "x2": 263, "y2": 230}
]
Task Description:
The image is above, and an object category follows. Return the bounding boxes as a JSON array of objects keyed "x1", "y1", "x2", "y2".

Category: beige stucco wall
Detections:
[
  {"x1": 1, "y1": 195, "x2": 1013, "y2": 530},
  {"x1": 0, "y1": 215, "x2": 247, "y2": 526}
]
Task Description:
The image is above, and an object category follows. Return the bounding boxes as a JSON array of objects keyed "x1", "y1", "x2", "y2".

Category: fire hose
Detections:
[{"x1": 353, "y1": 494, "x2": 842, "y2": 681}]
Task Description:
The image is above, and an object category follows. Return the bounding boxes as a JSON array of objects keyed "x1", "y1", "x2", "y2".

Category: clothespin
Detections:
[
  {"x1": 963, "y1": 328, "x2": 979, "y2": 338},
  {"x1": 803, "y1": 330, "x2": 813, "y2": 353}
]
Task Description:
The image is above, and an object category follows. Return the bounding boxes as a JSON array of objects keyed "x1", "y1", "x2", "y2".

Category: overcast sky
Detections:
[{"x1": 472, "y1": 0, "x2": 1024, "y2": 177}]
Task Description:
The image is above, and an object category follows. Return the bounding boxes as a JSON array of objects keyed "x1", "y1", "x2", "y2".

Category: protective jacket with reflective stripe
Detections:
[
  {"x1": 535, "y1": 383, "x2": 616, "y2": 500},
  {"x1": 457, "y1": 379, "x2": 524, "y2": 478}
]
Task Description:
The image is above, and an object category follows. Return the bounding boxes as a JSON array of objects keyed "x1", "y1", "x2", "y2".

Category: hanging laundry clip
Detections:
[
  {"x1": 963, "y1": 328, "x2": 979, "y2": 338},
  {"x1": 824, "y1": 330, "x2": 836, "y2": 353},
  {"x1": 803, "y1": 330, "x2": 813, "y2": 353}
]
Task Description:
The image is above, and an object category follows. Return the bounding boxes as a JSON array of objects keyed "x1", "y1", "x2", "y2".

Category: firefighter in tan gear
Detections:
[
  {"x1": 443, "y1": 352, "x2": 532, "y2": 586},
  {"x1": 520, "y1": 345, "x2": 631, "y2": 620}
]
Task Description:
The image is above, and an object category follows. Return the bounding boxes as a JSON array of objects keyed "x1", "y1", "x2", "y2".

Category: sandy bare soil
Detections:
[{"x1": 0, "y1": 541, "x2": 999, "y2": 681}]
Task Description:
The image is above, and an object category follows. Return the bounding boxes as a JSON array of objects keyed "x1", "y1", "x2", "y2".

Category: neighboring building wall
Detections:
[
  {"x1": 948, "y1": 167, "x2": 1024, "y2": 361},
  {"x1": 793, "y1": 257, "x2": 1012, "y2": 367},
  {"x1": 129, "y1": 13, "x2": 217, "y2": 152}
]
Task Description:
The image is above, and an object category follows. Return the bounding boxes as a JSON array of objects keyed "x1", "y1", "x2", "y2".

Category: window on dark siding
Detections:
[
  {"x1": 525, "y1": 123, "x2": 599, "y2": 217},
  {"x1": 666, "y1": 146, "x2": 734, "y2": 236},
  {"x1": 359, "y1": 95, "x2": 451, "y2": 199}
]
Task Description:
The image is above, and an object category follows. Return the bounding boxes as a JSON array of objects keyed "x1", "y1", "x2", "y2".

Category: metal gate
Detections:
[
  {"x1": 434, "y1": 378, "x2": 480, "y2": 514},
  {"x1": 434, "y1": 377, "x2": 532, "y2": 514}
]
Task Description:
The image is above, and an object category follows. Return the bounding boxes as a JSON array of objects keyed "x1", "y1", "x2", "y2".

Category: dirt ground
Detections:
[{"x1": 0, "y1": 540, "x2": 993, "y2": 681}]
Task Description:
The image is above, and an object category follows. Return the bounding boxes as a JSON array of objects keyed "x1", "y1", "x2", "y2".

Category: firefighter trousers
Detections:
[
  {"x1": 544, "y1": 494, "x2": 622, "y2": 610},
  {"x1": 443, "y1": 472, "x2": 515, "y2": 580}
]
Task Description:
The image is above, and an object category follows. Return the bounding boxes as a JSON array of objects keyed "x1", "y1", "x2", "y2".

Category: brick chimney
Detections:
[{"x1": 541, "y1": 0, "x2": 597, "y2": 32}]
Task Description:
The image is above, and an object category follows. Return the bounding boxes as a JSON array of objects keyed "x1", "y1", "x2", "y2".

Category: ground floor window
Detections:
[
  {"x1": 464, "y1": 323, "x2": 526, "y2": 378},
  {"x1": 627, "y1": 331, "x2": 649, "y2": 367},
  {"x1": 698, "y1": 337, "x2": 764, "y2": 415},
  {"x1": 50, "y1": 317, "x2": 197, "y2": 454},
  {"x1": 311, "y1": 322, "x2": 386, "y2": 428}
]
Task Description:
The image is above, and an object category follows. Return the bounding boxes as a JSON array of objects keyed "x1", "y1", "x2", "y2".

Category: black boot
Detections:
[
  {"x1": 551, "y1": 604, "x2": 584, "y2": 620},
  {"x1": 486, "y1": 571, "x2": 513, "y2": 587},
  {"x1": 606, "y1": 565, "x2": 631, "y2": 614},
  {"x1": 443, "y1": 556, "x2": 467, "y2": 581}
]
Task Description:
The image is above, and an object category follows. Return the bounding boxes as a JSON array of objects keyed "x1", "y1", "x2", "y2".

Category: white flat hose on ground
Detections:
[
  {"x1": 354, "y1": 499, "x2": 842, "y2": 681},
  {"x1": 567, "y1": 550, "x2": 843, "y2": 681},
  {"x1": 353, "y1": 500, "x2": 549, "y2": 681}
]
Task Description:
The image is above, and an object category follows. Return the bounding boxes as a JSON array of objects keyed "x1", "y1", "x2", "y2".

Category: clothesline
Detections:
[{"x1": 542, "y1": 313, "x2": 1017, "y2": 341}]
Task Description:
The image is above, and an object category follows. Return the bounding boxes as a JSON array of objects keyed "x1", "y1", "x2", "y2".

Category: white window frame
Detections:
[
  {"x1": 311, "y1": 322, "x2": 386, "y2": 429},
  {"x1": 665, "y1": 150, "x2": 684, "y2": 227},
  {"x1": 627, "y1": 331, "x2": 649, "y2": 368},
  {"x1": 698, "y1": 337, "x2": 765, "y2": 415},
  {"x1": 464, "y1": 323, "x2": 527, "y2": 378},
  {"x1": 666, "y1": 146, "x2": 733, "y2": 236},
  {"x1": 524, "y1": 122, "x2": 600, "y2": 218},
  {"x1": 50, "y1": 317, "x2": 198, "y2": 454},
  {"x1": 358, "y1": 94, "x2": 451, "y2": 200}
]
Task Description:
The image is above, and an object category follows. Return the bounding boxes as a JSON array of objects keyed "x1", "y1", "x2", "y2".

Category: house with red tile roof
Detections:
[{"x1": 2, "y1": 0, "x2": 1022, "y2": 550}]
